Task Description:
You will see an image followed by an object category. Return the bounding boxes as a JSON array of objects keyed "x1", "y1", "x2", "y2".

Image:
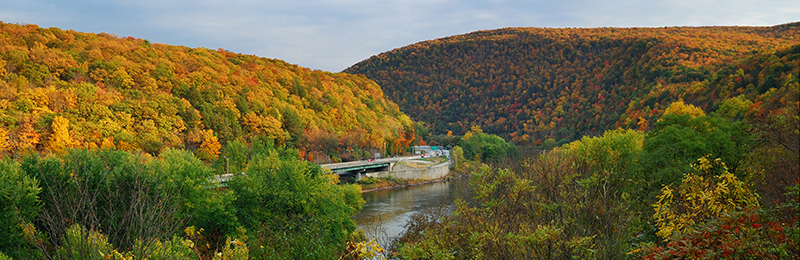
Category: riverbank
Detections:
[
  {"x1": 360, "y1": 177, "x2": 444, "y2": 193},
  {"x1": 355, "y1": 158, "x2": 477, "y2": 193},
  {"x1": 357, "y1": 172, "x2": 467, "y2": 193}
]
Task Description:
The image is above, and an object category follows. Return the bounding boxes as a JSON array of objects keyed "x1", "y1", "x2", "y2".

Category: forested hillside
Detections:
[
  {"x1": 345, "y1": 23, "x2": 799, "y2": 145},
  {"x1": 0, "y1": 22, "x2": 415, "y2": 162}
]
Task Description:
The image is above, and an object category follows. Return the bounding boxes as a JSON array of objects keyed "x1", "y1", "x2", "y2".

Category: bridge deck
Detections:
[
  {"x1": 214, "y1": 156, "x2": 428, "y2": 184},
  {"x1": 321, "y1": 157, "x2": 401, "y2": 174}
]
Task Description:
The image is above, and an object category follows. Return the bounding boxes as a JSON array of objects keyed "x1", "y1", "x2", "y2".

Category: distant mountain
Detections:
[
  {"x1": 345, "y1": 23, "x2": 799, "y2": 145},
  {"x1": 0, "y1": 22, "x2": 415, "y2": 161}
]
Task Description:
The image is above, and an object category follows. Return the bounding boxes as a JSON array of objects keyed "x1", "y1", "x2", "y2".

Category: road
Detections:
[{"x1": 321, "y1": 150, "x2": 449, "y2": 172}]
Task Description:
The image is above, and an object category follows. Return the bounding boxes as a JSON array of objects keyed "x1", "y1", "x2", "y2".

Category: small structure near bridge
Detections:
[{"x1": 413, "y1": 145, "x2": 443, "y2": 155}]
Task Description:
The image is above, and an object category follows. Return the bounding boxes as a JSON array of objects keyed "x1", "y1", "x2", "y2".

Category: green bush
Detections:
[
  {"x1": 0, "y1": 160, "x2": 39, "y2": 258},
  {"x1": 20, "y1": 149, "x2": 183, "y2": 251},
  {"x1": 130, "y1": 235, "x2": 197, "y2": 260},
  {"x1": 356, "y1": 177, "x2": 380, "y2": 185},
  {"x1": 228, "y1": 150, "x2": 364, "y2": 259},
  {"x1": 54, "y1": 224, "x2": 116, "y2": 259},
  {"x1": 640, "y1": 113, "x2": 751, "y2": 196},
  {"x1": 155, "y1": 148, "x2": 241, "y2": 243},
  {"x1": 458, "y1": 132, "x2": 516, "y2": 162},
  {"x1": 2, "y1": 145, "x2": 367, "y2": 259},
  {"x1": 18, "y1": 148, "x2": 234, "y2": 256}
]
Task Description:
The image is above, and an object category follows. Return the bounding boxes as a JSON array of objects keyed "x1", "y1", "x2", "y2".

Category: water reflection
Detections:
[{"x1": 354, "y1": 181, "x2": 453, "y2": 242}]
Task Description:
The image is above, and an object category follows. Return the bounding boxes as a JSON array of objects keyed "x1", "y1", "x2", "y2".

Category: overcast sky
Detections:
[{"x1": 2, "y1": 0, "x2": 798, "y2": 72}]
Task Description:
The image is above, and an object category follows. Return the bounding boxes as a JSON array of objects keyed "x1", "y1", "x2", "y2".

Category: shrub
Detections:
[
  {"x1": 0, "y1": 160, "x2": 39, "y2": 258},
  {"x1": 228, "y1": 151, "x2": 364, "y2": 259}
]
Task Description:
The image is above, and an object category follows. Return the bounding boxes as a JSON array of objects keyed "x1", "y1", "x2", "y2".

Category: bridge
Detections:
[{"x1": 320, "y1": 157, "x2": 405, "y2": 180}]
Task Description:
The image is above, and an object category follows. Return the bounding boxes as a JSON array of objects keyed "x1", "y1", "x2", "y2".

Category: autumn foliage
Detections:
[
  {"x1": 0, "y1": 22, "x2": 415, "y2": 161},
  {"x1": 346, "y1": 23, "x2": 800, "y2": 145}
]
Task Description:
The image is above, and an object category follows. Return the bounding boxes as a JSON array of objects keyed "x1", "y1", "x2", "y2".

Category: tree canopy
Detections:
[
  {"x1": 0, "y1": 22, "x2": 416, "y2": 162},
  {"x1": 346, "y1": 23, "x2": 800, "y2": 145}
]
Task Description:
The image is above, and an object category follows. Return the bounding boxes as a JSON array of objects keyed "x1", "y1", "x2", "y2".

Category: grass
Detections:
[{"x1": 417, "y1": 155, "x2": 448, "y2": 164}]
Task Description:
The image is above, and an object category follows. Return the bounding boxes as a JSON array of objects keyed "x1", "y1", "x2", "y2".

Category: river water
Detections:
[{"x1": 354, "y1": 181, "x2": 457, "y2": 242}]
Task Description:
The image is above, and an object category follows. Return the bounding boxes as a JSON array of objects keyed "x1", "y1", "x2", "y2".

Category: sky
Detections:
[{"x1": 2, "y1": 0, "x2": 798, "y2": 72}]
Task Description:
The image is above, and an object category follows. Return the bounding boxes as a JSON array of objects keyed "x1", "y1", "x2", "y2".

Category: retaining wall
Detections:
[{"x1": 366, "y1": 162, "x2": 450, "y2": 180}]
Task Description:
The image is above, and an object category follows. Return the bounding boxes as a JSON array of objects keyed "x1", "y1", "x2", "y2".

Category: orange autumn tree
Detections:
[
  {"x1": 390, "y1": 129, "x2": 416, "y2": 155},
  {"x1": 13, "y1": 117, "x2": 40, "y2": 155}
]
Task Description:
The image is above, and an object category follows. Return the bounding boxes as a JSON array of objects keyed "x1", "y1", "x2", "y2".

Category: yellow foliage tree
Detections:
[
  {"x1": 47, "y1": 116, "x2": 76, "y2": 153},
  {"x1": 339, "y1": 239, "x2": 386, "y2": 260},
  {"x1": 100, "y1": 137, "x2": 116, "y2": 149},
  {"x1": 241, "y1": 112, "x2": 287, "y2": 145},
  {"x1": 652, "y1": 155, "x2": 760, "y2": 239},
  {"x1": 463, "y1": 125, "x2": 483, "y2": 140},
  {"x1": 196, "y1": 129, "x2": 221, "y2": 161},
  {"x1": 0, "y1": 127, "x2": 9, "y2": 154},
  {"x1": 110, "y1": 68, "x2": 135, "y2": 88},
  {"x1": 660, "y1": 98, "x2": 705, "y2": 120}
]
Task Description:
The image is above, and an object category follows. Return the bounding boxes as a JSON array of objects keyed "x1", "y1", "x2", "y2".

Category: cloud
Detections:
[{"x1": 1, "y1": 0, "x2": 797, "y2": 72}]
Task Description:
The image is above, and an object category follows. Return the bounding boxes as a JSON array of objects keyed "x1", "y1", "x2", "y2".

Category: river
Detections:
[{"x1": 354, "y1": 180, "x2": 462, "y2": 244}]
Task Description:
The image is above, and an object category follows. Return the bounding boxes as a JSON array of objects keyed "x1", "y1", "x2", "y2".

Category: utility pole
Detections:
[{"x1": 224, "y1": 156, "x2": 229, "y2": 174}]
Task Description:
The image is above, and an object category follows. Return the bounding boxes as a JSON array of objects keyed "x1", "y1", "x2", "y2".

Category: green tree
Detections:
[
  {"x1": 564, "y1": 129, "x2": 644, "y2": 258},
  {"x1": 640, "y1": 112, "x2": 751, "y2": 201},
  {"x1": 154, "y1": 148, "x2": 241, "y2": 248},
  {"x1": 451, "y1": 146, "x2": 464, "y2": 168},
  {"x1": 19, "y1": 149, "x2": 213, "y2": 254},
  {"x1": 221, "y1": 139, "x2": 249, "y2": 174},
  {"x1": 0, "y1": 160, "x2": 40, "y2": 259},
  {"x1": 457, "y1": 127, "x2": 515, "y2": 162},
  {"x1": 227, "y1": 149, "x2": 363, "y2": 259},
  {"x1": 714, "y1": 95, "x2": 753, "y2": 119}
]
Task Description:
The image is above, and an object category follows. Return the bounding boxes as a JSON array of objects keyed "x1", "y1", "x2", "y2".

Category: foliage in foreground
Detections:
[
  {"x1": 634, "y1": 183, "x2": 798, "y2": 259},
  {"x1": 228, "y1": 149, "x2": 363, "y2": 259},
  {"x1": 397, "y1": 129, "x2": 643, "y2": 259},
  {"x1": 0, "y1": 144, "x2": 366, "y2": 260},
  {"x1": 393, "y1": 98, "x2": 798, "y2": 259}
]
